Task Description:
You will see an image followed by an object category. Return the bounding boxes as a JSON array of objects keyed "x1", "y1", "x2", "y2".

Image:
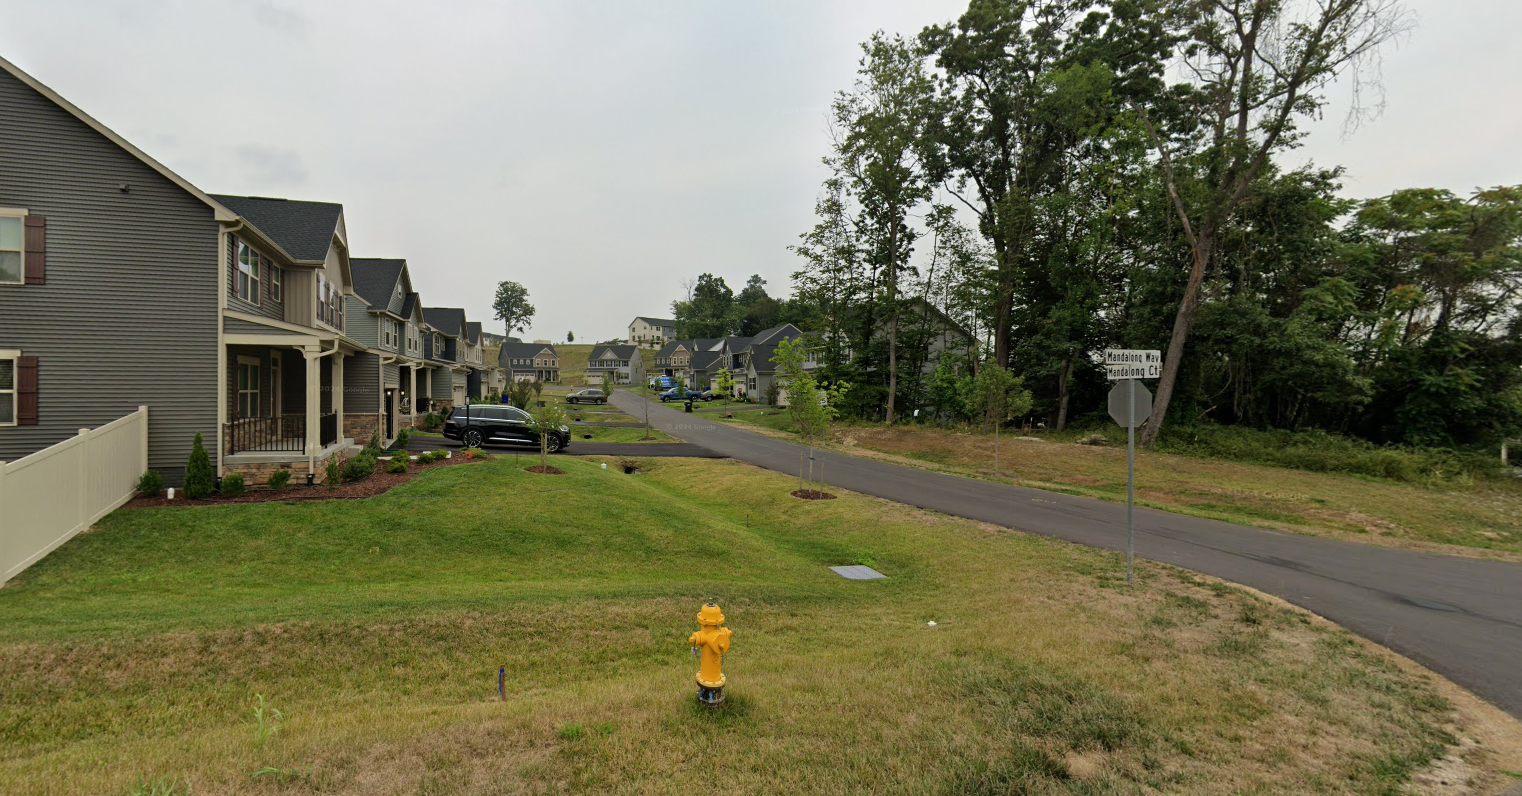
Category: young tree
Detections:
[
  {"x1": 964, "y1": 363, "x2": 1032, "y2": 474},
  {"x1": 1132, "y1": 0, "x2": 1409, "y2": 445},
  {"x1": 531, "y1": 400, "x2": 567, "y2": 470},
  {"x1": 492, "y1": 280, "x2": 536, "y2": 338},
  {"x1": 773, "y1": 338, "x2": 849, "y2": 492},
  {"x1": 715, "y1": 367, "x2": 736, "y2": 415}
]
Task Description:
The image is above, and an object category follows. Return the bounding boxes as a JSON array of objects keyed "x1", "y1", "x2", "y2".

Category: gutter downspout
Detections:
[
  {"x1": 216, "y1": 219, "x2": 245, "y2": 477},
  {"x1": 377, "y1": 351, "x2": 399, "y2": 444}
]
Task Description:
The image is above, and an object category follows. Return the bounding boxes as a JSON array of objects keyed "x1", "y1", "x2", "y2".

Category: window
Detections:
[
  {"x1": 236, "y1": 241, "x2": 261, "y2": 304},
  {"x1": 0, "y1": 353, "x2": 15, "y2": 424},
  {"x1": 504, "y1": 406, "x2": 532, "y2": 423},
  {"x1": 383, "y1": 318, "x2": 398, "y2": 348},
  {"x1": 270, "y1": 266, "x2": 283, "y2": 302},
  {"x1": 237, "y1": 357, "x2": 260, "y2": 418},
  {"x1": 0, "y1": 215, "x2": 22, "y2": 284}
]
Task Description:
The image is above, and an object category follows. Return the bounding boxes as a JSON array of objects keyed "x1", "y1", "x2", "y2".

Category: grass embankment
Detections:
[
  {"x1": 1, "y1": 457, "x2": 1516, "y2": 794},
  {"x1": 716, "y1": 413, "x2": 1522, "y2": 559},
  {"x1": 572, "y1": 425, "x2": 676, "y2": 443},
  {"x1": 552, "y1": 345, "x2": 657, "y2": 387}
]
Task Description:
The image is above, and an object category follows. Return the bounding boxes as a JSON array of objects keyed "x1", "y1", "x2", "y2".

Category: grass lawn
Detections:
[
  {"x1": 571, "y1": 425, "x2": 676, "y2": 443},
  {"x1": 716, "y1": 414, "x2": 1522, "y2": 560},
  {"x1": 1, "y1": 456, "x2": 1516, "y2": 794}
]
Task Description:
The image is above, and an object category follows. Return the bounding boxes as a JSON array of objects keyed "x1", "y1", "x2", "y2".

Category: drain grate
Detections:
[{"x1": 829, "y1": 565, "x2": 886, "y2": 580}]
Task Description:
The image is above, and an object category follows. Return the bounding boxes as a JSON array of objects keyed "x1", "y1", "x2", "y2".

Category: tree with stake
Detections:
[
  {"x1": 773, "y1": 338, "x2": 848, "y2": 494},
  {"x1": 965, "y1": 363, "x2": 1032, "y2": 475},
  {"x1": 530, "y1": 400, "x2": 567, "y2": 471},
  {"x1": 492, "y1": 280, "x2": 536, "y2": 339},
  {"x1": 715, "y1": 367, "x2": 735, "y2": 416}
]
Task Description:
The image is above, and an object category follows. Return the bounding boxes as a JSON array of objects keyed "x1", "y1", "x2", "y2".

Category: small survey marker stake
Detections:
[{"x1": 830, "y1": 565, "x2": 887, "y2": 580}]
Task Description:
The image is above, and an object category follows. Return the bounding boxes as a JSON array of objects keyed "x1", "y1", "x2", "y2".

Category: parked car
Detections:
[
  {"x1": 567, "y1": 388, "x2": 607, "y2": 405},
  {"x1": 442, "y1": 404, "x2": 571, "y2": 451},
  {"x1": 659, "y1": 388, "x2": 707, "y2": 403}
]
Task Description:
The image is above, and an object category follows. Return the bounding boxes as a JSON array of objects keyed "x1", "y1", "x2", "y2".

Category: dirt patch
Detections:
[
  {"x1": 524, "y1": 465, "x2": 565, "y2": 475},
  {"x1": 791, "y1": 489, "x2": 837, "y2": 500},
  {"x1": 123, "y1": 457, "x2": 476, "y2": 508}
]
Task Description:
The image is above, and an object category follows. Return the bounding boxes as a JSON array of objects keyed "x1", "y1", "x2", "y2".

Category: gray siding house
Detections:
[
  {"x1": 0, "y1": 56, "x2": 367, "y2": 485},
  {"x1": 585, "y1": 345, "x2": 645, "y2": 386},
  {"x1": 499, "y1": 343, "x2": 560, "y2": 383},
  {"x1": 344, "y1": 258, "x2": 435, "y2": 441},
  {"x1": 627, "y1": 317, "x2": 676, "y2": 349},
  {"x1": 422, "y1": 307, "x2": 470, "y2": 408}
]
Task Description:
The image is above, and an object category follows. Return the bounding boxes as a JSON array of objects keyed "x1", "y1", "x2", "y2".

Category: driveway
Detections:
[
  {"x1": 611, "y1": 390, "x2": 1522, "y2": 720},
  {"x1": 403, "y1": 434, "x2": 721, "y2": 458}
]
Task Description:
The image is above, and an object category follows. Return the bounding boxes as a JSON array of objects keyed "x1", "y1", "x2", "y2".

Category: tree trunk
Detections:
[
  {"x1": 1141, "y1": 233, "x2": 1214, "y2": 447},
  {"x1": 992, "y1": 243, "x2": 1017, "y2": 368},
  {"x1": 993, "y1": 420, "x2": 1000, "y2": 474},
  {"x1": 1056, "y1": 357, "x2": 1073, "y2": 432},
  {"x1": 885, "y1": 222, "x2": 900, "y2": 424}
]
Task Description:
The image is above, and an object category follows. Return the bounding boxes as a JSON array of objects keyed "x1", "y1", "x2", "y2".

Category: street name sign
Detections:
[{"x1": 1104, "y1": 349, "x2": 1161, "y2": 380}]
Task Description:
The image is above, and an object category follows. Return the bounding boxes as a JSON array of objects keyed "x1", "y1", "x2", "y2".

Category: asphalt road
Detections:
[
  {"x1": 613, "y1": 390, "x2": 1522, "y2": 720},
  {"x1": 404, "y1": 435, "x2": 721, "y2": 458}
]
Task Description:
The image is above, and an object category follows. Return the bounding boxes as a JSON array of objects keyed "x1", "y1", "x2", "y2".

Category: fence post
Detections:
[
  {"x1": 77, "y1": 427, "x2": 91, "y2": 528},
  {"x1": 0, "y1": 460, "x2": 8, "y2": 582},
  {"x1": 139, "y1": 406, "x2": 149, "y2": 475}
]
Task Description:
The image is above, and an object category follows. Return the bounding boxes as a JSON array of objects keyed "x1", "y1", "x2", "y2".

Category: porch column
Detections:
[
  {"x1": 303, "y1": 346, "x2": 321, "y2": 455},
  {"x1": 332, "y1": 351, "x2": 345, "y2": 429},
  {"x1": 408, "y1": 367, "x2": 417, "y2": 427}
]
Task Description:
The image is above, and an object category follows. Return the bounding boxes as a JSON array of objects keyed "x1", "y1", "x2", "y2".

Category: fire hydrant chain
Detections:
[{"x1": 688, "y1": 601, "x2": 732, "y2": 707}]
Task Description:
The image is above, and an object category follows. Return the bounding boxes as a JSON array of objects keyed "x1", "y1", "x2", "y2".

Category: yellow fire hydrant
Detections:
[{"x1": 689, "y1": 602, "x2": 732, "y2": 706}]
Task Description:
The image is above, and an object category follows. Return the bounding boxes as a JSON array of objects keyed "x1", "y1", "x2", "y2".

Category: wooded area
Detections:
[{"x1": 765, "y1": 0, "x2": 1522, "y2": 453}]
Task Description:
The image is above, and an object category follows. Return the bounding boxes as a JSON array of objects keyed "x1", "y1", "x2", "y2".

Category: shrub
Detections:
[
  {"x1": 136, "y1": 470, "x2": 164, "y2": 496},
  {"x1": 363, "y1": 431, "x2": 382, "y2": 457},
  {"x1": 325, "y1": 455, "x2": 343, "y2": 488},
  {"x1": 184, "y1": 432, "x2": 214, "y2": 499},
  {"x1": 395, "y1": 428, "x2": 410, "y2": 448},
  {"x1": 1156, "y1": 424, "x2": 1503, "y2": 483},
  {"x1": 342, "y1": 453, "x2": 377, "y2": 483},
  {"x1": 461, "y1": 447, "x2": 491, "y2": 460},
  {"x1": 422, "y1": 412, "x2": 442, "y2": 431},
  {"x1": 267, "y1": 469, "x2": 292, "y2": 491},
  {"x1": 386, "y1": 456, "x2": 409, "y2": 474},
  {"x1": 220, "y1": 473, "x2": 246, "y2": 498}
]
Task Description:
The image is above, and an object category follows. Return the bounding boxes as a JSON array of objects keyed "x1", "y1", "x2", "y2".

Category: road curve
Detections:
[{"x1": 614, "y1": 390, "x2": 1522, "y2": 720}]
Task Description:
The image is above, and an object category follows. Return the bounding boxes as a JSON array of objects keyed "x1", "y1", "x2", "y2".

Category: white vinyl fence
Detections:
[{"x1": 0, "y1": 406, "x2": 148, "y2": 586}]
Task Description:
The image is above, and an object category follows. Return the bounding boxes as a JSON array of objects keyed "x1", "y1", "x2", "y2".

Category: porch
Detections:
[{"x1": 224, "y1": 340, "x2": 355, "y2": 465}]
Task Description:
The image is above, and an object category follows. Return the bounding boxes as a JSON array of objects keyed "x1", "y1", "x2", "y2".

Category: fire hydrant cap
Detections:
[{"x1": 697, "y1": 602, "x2": 725, "y2": 627}]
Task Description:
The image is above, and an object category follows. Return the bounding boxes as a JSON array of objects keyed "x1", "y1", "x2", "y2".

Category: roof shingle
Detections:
[{"x1": 211, "y1": 194, "x2": 343, "y2": 262}]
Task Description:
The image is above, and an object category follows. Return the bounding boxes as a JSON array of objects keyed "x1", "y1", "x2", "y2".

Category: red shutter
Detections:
[
  {"x1": 23, "y1": 216, "x2": 45, "y2": 285},
  {"x1": 17, "y1": 356, "x2": 38, "y2": 425}
]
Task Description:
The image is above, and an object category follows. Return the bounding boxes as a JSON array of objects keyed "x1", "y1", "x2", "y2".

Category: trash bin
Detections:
[{"x1": 684, "y1": 400, "x2": 694, "y2": 413}]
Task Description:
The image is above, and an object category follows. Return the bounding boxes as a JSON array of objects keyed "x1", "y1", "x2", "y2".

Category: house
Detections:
[
  {"x1": 464, "y1": 322, "x2": 506, "y2": 397},
  {"x1": 628, "y1": 317, "x2": 676, "y2": 349},
  {"x1": 422, "y1": 307, "x2": 471, "y2": 408},
  {"x1": 499, "y1": 342, "x2": 560, "y2": 383},
  {"x1": 585, "y1": 344, "x2": 645, "y2": 385},
  {"x1": 344, "y1": 258, "x2": 435, "y2": 442},
  {"x1": 734, "y1": 324, "x2": 817, "y2": 404}
]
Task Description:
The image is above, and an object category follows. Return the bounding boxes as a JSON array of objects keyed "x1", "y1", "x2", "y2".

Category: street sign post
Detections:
[{"x1": 1104, "y1": 348, "x2": 1159, "y2": 584}]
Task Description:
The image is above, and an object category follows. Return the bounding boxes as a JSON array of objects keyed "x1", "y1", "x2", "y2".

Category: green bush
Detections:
[
  {"x1": 220, "y1": 473, "x2": 246, "y2": 498},
  {"x1": 395, "y1": 428, "x2": 411, "y2": 448},
  {"x1": 386, "y1": 456, "x2": 409, "y2": 474},
  {"x1": 417, "y1": 450, "x2": 447, "y2": 464},
  {"x1": 325, "y1": 456, "x2": 343, "y2": 488},
  {"x1": 267, "y1": 469, "x2": 292, "y2": 491},
  {"x1": 184, "y1": 433, "x2": 214, "y2": 499},
  {"x1": 136, "y1": 470, "x2": 164, "y2": 496},
  {"x1": 363, "y1": 432, "x2": 381, "y2": 457},
  {"x1": 1156, "y1": 424, "x2": 1503, "y2": 483},
  {"x1": 342, "y1": 453, "x2": 377, "y2": 483},
  {"x1": 422, "y1": 413, "x2": 442, "y2": 431}
]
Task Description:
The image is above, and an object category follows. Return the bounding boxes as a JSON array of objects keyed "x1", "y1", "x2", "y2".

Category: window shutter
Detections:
[
  {"x1": 23, "y1": 216, "x2": 45, "y2": 285},
  {"x1": 17, "y1": 356, "x2": 38, "y2": 425}
]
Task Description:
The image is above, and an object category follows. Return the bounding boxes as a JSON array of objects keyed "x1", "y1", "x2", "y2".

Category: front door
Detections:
[{"x1": 270, "y1": 356, "x2": 282, "y2": 418}]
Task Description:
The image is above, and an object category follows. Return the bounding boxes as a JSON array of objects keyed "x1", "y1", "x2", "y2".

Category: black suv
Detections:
[
  {"x1": 567, "y1": 388, "x2": 607, "y2": 405},
  {"x1": 442, "y1": 404, "x2": 571, "y2": 452}
]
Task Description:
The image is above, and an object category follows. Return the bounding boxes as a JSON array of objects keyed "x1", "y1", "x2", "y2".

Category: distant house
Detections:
[
  {"x1": 499, "y1": 342, "x2": 560, "y2": 383},
  {"x1": 628, "y1": 317, "x2": 676, "y2": 349},
  {"x1": 585, "y1": 344, "x2": 645, "y2": 385},
  {"x1": 422, "y1": 307, "x2": 470, "y2": 408},
  {"x1": 733, "y1": 324, "x2": 817, "y2": 405},
  {"x1": 345, "y1": 258, "x2": 434, "y2": 442}
]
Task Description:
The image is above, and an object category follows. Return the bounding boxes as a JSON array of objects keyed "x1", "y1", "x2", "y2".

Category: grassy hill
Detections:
[{"x1": 0, "y1": 455, "x2": 1507, "y2": 794}]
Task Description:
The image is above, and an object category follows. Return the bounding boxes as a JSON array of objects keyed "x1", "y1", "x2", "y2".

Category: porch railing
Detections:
[
  {"x1": 225, "y1": 415, "x2": 305, "y2": 454},
  {"x1": 319, "y1": 412, "x2": 338, "y2": 446}
]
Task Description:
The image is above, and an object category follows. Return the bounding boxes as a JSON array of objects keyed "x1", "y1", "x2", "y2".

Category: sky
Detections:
[{"x1": 3, "y1": 0, "x2": 1519, "y2": 344}]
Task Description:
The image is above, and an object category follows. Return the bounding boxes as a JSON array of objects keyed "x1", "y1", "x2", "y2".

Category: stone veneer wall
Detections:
[
  {"x1": 223, "y1": 449, "x2": 344, "y2": 486},
  {"x1": 344, "y1": 413, "x2": 380, "y2": 443}
]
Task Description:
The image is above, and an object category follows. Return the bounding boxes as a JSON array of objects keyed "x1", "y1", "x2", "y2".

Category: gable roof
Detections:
[
  {"x1": 721, "y1": 336, "x2": 755, "y2": 355},
  {"x1": 655, "y1": 340, "x2": 685, "y2": 357},
  {"x1": 752, "y1": 324, "x2": 803, "y2": 346},
  {"x1": 747, "y1": 343, "x2": 781, "y2": 373},
  {"x1": 465, "y1": 322, "x2": 483, "y2": 344},
  {"x1": 0, "y1": 55, "x2": 237, "y2": 224},
  {"x1": 422, "y1": 307, "x2": 466, "y2": 338},
  {"x1": 211, "y1": 195, "x2": 344, "y2": 263},
  {"x1": 693, "y1": 338, "x2": 725, "y2": 352},
  {"x1": 691, "y1": 350, "x2": 722, "y2": 370},
  {"x1": 633, "y1": 316, "x2": 675, "y2": 327},
  {"x1": 400, "y1": 292, "x2": 420, "y2": 320},
  {"x1": 589, "y1": 345, "x2": 639, "y2": 361},
  {"x1": 349, "y1": 258, "x2": 406, "y2": 309},
  {"x1": 498, "y1": 342, "x2": 558, "y2": 367}
]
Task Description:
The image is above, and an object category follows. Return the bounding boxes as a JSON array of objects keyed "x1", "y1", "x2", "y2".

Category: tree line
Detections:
[{"x1": 776, "y1": 0, "x2": 1521, "y2": 451}]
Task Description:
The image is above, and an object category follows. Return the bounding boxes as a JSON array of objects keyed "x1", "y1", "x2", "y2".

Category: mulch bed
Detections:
[
  {"x1": 524, "y1": 465, "x2": 565, "y2": 475},
  {"x1": 791, "y1": 489, "x2": 837, "y2": 500},
  {"x1": 123, "y1": 456, "x2": 479, "y2": 508}
]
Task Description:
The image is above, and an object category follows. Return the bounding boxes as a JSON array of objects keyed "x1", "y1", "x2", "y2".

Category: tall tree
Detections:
[
  {"x1": 1132, "y1": 0, "x2": 1409, "y2": 445},
  {"x1": 492, "y1": 280, "x2": 535, "y2": 337},
  {"x1": 831, "y1": 32, "x2": 937, "y2": 423},
  {"x1": 671, "y1": 273, "x2": 736, "y2": 338}
]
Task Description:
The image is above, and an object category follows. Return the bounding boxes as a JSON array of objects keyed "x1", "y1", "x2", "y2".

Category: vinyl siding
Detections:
[
  {"x1": 345, "y1": 296, "x2": 380, "y2": 347},
  {"x1": 226, "y1": 234, "x2": 283, "y2": 321},
  {"x1": 342, "y1": 351, "x2": 381, "y2": 416},
  {"x1": 0, "y1": 69, "x2": 219, "y2": 485},
  {"x1": 224, "y1": 316, "x2": 293, "y2": 336}
]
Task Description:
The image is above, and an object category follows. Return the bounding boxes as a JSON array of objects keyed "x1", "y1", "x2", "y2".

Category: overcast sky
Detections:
[{"x1": 4, "y1": 1, "x2": 1519, "y2": 343}]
